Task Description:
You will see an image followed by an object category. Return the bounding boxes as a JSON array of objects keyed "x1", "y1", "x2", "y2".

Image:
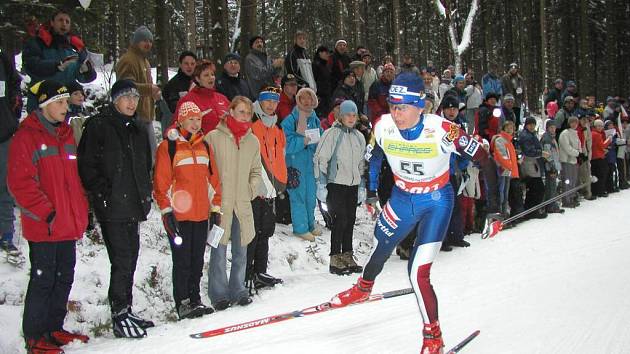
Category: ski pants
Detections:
[
  {"x1": 523, "y1": 177, "x2": 545, "y2": 213},
  {"x1": 363, "y1": 185, "x2": 454, "y2": 324},
  {"x1": 248, "y1": 197, "x2": 276, "y2": 275},
  {"x1": 459, "y1": 196, "x2": 475, "y2": 234},
  {"x1": 0, "y1": 139, "x2": 14, "y2": 235},
  {"x1": 578, "y1": 161, "x2": 592, "y2": 198},
  {"x1": 591, "y1": 159, "x2": 608, "y2": 196},
  {"x1": 561, "y1": 163, "x2": 578, "y2": 205},
  {"x1": 544, "y1": 171, "x2": 560, "y2": 211},
  {"x1": 326, "y1": 183, "x2": 359, "y2": 256},
  {"x1": 101, "y1": 221, "x2": 140, "y2": 314},
  {"x1": 617, "y1": 158, "x2": 627, "y2": 187},
  {"x1": 23, "y1": 241, "x2": 76, "y2": 339},
  {"x1": 287, "y1": 169, "x2": 317, "y2": 235},
  {"x1": 170, "y1": 220, "x2": 208, "y2": 307}
]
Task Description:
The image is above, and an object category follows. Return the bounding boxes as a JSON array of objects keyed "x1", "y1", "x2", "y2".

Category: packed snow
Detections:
[{"x1": 1, "y1": 189, "x2": 630, "y2": 353}]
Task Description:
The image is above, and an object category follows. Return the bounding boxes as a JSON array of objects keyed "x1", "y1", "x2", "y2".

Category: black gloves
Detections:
[{"x1": 162, "y1": 212, "x2": 180, "y2": 239}]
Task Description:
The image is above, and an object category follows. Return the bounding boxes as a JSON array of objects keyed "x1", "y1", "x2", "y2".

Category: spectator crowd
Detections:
[{"x1": 1, "y1": 7, "x2": 629, "y2": 353}]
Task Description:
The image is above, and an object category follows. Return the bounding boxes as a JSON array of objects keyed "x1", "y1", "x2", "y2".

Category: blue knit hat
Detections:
[
  {"x1": 339, "y1": 100, "x2": 358, "y2": 116},
  {"x1": 452, "y1": 74, "x2": 465, "y2": 84},
  {"x1": 387, "y1": 73, "x2": 425, "y2": 108}
]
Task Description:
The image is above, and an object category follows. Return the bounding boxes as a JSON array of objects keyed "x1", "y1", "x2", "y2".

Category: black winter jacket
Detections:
[
  {"x1": 77, "y1": 105, "x2": 153, "y2": 222},
  {"x1": 162, "y1": 70, "x2": 193, "y2": 113},
  {"x1": 215, "y1": 71, "x2": 254, "y2": 101}
]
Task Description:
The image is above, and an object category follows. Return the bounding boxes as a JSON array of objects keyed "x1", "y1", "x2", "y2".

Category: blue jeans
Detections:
[
  {"x1": 0, "y1": 139, "x2": 15, "y2": 237},
  {"x1": 208, "y1": 213, "x2": 248, "y2": 304},
  {"x1": 498, "y1": 175, "x2": 511, "y2": 215}
]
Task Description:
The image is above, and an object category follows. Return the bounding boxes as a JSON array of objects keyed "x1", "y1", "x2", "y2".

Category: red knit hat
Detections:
[{"x1": 177, "y1": 101, "x2": 202, "y2": 123}]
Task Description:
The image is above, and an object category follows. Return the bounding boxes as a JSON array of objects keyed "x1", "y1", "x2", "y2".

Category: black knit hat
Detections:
[
  {"x1": 110, "y1": 79, "x2": 139, "y2": 102},
  {"x1": 440, "y1": 94, "x2": 460, "y2": 110},
  {"x1": 316, "y1": 45, "x2": 330, "y2": 54},
  {"x1": 485, "y1": 92, "x2": 500, "y2": 101},
  {"x1": 525, "y1": 117, "x2": 537, "y2": 126},
  {"x1": 30, "y1": 80, "x2": 69, "y2": 108},
  {"x1": 67, "y1": 81, "x2": 84, "y2": 95},
  {"x1": 224, "y1": 52, "x2": 241, "y2": 63},
  {"x1": 249, "y1": 35, "x2": 264, "y2": 48}
]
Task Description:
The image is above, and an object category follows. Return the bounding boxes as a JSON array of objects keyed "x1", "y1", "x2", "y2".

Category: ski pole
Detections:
[{"x1": 482, "y1": 182, "x2": 588, "y2": 239}]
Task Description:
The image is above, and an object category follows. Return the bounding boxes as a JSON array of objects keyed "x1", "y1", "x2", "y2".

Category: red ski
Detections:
[{"x1": 189, "y1": 288, "x2": 413, "y2": 339}]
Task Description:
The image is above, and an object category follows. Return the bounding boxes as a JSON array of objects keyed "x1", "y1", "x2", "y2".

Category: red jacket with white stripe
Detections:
[{"x1": 8, "y1": 111, "x2": 88, "y2": 242}]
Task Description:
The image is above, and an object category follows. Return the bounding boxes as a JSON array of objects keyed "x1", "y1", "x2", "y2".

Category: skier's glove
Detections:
[
  {"x1": 365, "y1": 190, "x2": 378, "y2": 207},
  {"x1": 162, "y1": 211, "x2": 180, "y2": 239}
]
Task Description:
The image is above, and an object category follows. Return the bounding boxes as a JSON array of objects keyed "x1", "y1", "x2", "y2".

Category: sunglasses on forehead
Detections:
[{"x1": 262, "y1": 86, "x2": 282, "y2": 94}]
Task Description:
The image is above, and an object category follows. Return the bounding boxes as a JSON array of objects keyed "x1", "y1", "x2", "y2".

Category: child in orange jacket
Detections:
[{"x1": 154, "y1": 101, "x2": 221, "y2": 319}]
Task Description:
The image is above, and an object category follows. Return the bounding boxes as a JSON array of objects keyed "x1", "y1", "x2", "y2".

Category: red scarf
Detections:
[{"x1": 226, "y1": 116, "x2": 252, "y2": 147}]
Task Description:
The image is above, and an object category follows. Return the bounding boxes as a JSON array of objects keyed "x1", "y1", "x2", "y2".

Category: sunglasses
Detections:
[{"x1": 262, "y1": 86, "x2": 282, "y2": 94}]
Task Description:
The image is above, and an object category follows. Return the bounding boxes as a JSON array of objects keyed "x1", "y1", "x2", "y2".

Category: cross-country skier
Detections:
[{"x1": 330, "y1": 73, "x2": 492, "y2": 354}]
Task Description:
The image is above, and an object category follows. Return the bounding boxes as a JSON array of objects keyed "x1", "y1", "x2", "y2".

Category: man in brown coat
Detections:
[{"x1": 115, "y1": 25, "x2": 161, "y2": 158}]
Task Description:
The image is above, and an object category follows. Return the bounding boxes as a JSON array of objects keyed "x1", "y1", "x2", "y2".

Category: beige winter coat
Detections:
[
  {"x1": 204, "y1": 120, "x2": 262, "y2": 246},
  {"x1": 115, "y1": 45, "x2": 155, "y2": 122}
]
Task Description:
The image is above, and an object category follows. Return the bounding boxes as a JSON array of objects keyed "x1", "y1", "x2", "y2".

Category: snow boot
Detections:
[
  {"x1": 450, "y1": 239, "x2": 470, "y2": 247},
  {"x1": 254, "y1": 272, "x2": 283, "y2": 288},
  {"x1": 177, "y1": 299, "x2": 205, "y2": 320},
  {"x1": 25, "y1": 337, "x2": 64, "y2": 354},
  {"x1": 310, "y1": 226, "x2": 323, "y2": 236},
  {"x1": 329, "y1": 254, "x2": 350, "y2": 275},
  {"x1": 213, "y1": 299, "x2": 231, "y2": 311},
  {"x1": 421, "y1": 321, "x2": 444, "y2": 354},
  {"x1": 294, "y1": 232, "x2": 316, "y2": 242},
  {"x1": 235, "y1": 296, "x2": 253, "y2": 306},
  {"x1": 330, "y1": 277, "x2": 374, "y2": 307},
  {"x1": 341, "y1": 251, "x2": 363, "y2": 273},
  {"x1": 192, "y1": 301, "x2": 215, "y2": 315},
  {"x1": 112, "y1": 311, "x2": 147, "y2": 338},
  {"x1": 48, "y1": 330, "x2": 89, "y2": 345},
  {"x1": 127, "y1": 308, "x2": 155, "y2": 329}
]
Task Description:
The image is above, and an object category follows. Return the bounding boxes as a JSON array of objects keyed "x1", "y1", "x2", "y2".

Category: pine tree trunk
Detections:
[
  {"x1": 353, "y1": 0, "x2": 361, "y2": 47},
  {"x1": 211, "y1": 0, "x2": 229, "y2": 65},
  {"x1": 240, "y1": 0, "x2": 257, "y2": 58},
  {"x1": 283, "y1": 0, "x2": 294, "y2": 53},
  {"x1": 335, "y1": 0, "x2": 344, "y2": 39},
  {"x1": 155, "y1": 0, "x2": 170, "y2": 85},
  {"x1": 391, "y1": 0, "x2": 401, "y2": 66},
  {"x1": 185, "y1": 0, "x2": 197, "y2": 51}
]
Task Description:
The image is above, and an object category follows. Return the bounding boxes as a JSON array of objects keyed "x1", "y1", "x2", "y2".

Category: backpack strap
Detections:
[
  {"x1": 326, "y1": 127, "x2": 346, "y2": 183},
  {"x1": 168, "y1": 138, "x2": 177, "y2": 167}
]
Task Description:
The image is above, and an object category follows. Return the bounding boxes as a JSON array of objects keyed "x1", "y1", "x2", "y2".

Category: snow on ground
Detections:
[{"x1": 2, "y1": 190, "x2": 630, "y2": 354}]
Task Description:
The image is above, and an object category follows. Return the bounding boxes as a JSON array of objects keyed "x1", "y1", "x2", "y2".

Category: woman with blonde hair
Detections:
[{"x1": 204, "y1": 96, "x2": 262, "y2": 310}]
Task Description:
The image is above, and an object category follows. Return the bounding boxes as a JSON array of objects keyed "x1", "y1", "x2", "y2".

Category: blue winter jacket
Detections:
[
  {"x1": 482, "y1": 73, "x2": 503, "y2": 98},
  {"x1": 281, "y1": 107, "x2": 322, "y2": 174}
]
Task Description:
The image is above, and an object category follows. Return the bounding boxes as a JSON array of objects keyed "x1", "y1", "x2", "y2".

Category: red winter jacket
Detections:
[
  {"x1": 8, "y1": 111, "x2": 88, "y2": 242},
  {"x1": 591, "y1": 129, "x2": 611, "y2": 160},
  {"x1": 172, "y1": 86, "x2": 230, "y2": 134},
  {"x1": 276, "y1": 92, "x2": 295, "y2": 123}
]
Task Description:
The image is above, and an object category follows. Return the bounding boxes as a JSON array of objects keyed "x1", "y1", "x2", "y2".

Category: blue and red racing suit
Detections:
[{"x1": 363, "y1": 112, "x2": 489, "y2": 324}]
